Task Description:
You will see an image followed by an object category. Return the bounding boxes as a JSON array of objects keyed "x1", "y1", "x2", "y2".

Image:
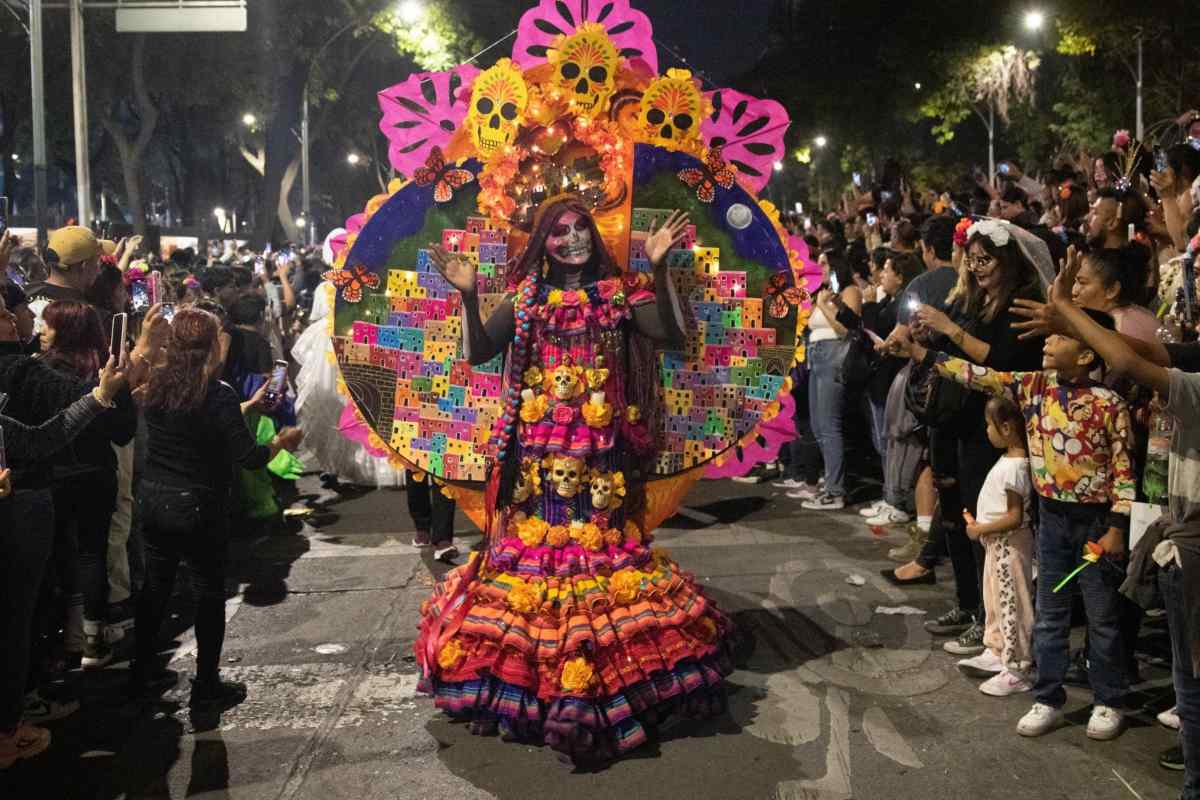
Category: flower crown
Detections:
[
  {"x1": 953, "y1": 217, "x2": 974, "y2": 248},
  {"x1": 966, "y1": 219, "x2": 1011, "y2": 248}
]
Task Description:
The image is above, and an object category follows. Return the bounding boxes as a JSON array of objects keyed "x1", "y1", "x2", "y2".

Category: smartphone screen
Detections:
[
  {"x1": 160, "y1": 303, "x2": 176, "y2": 322},
  {"x1": 0, "y1": 196, "x2": 8, "y2": 236},
  {"x1": 110, "y1": 313, "x2": 128, "y2": 365},
  {"x1": 265, "y1": 360, "x2": 288, "y2": 403},
  {"x1": 130, "y1": 281, "x2": 150, "y2": 312},
  {"x1": 1155, "y1": 148, "x2": 1170, "y2": 173}
]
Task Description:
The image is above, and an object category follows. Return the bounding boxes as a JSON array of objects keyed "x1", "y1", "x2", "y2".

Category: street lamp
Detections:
[
  {"x1": 814, "y1": 135, "x2": 828, "y2": 148},
  {"x1": 1023, "y1": 10, "x2": 1045, "y2": 31},
  {"x1": 398, "y1": 0, "x2": 425, "y2": 24},
  {"x1": 242, "y1": 112, "x2": 256, "y2": 127},
  {"x1": 347, "y1": 153, "x2": 362, "y2": 166},
  {"x1": 914, "y1": 82, "x2": 922, "y2": 91},
  {"x1": 773, "y1": 161, "x2": 784, "y2": 173},
  {"x1": 213, "y1": 207, "x2": 225, "y2": 217}
]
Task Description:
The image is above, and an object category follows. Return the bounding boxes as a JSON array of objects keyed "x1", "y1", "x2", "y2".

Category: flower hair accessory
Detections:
[
  {"x1": 953, "y1": 217, "x2": 974, "y2": 248},
  {"x1": 1112, "y1": 129, "x2": 1132, "y2": 151},
  {"x1": 1058, "y1": 180, "x2": 1074, "y2": 200},
  {"x1": 966, "y1": 219, "x2": 1011, "y2": 248}
]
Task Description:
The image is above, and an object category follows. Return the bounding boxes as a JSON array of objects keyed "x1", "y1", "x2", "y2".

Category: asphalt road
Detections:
[{"x1": 1, "y1": 473, "x2": 1185, "y2": 800}]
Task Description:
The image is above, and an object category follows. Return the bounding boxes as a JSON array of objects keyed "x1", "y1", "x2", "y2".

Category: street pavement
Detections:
[{"x1": 1, "y1": 473, "x2": 1186, "y2": 800}]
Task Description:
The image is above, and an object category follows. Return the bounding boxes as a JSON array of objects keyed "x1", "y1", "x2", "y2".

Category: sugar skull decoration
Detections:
[
  {"x1": 546, "y1": 455, "x2": 585, "y2": 499},
  {"x1": 546, "y1": 210, "x2": 593, "y2": 265},
  {"x1": 589, "y1": 470, "x2": 625, "y2": 511},
  {"x1": 467, "y1": 59, "x2": 529, "y2": 159},
  {"x1": 639, "y1": 69, "x2": 704, "y2": 150},
  {"x1": 548, "y1": 362, "x2": 585, "y2": 401},
  {"x1": 547, "y1": 23, "x2": 620, "y2": 116}
]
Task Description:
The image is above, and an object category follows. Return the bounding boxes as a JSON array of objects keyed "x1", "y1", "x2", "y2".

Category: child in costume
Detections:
[{"x1": 414, "y1": 196, "x2": 734, "y2": 762}]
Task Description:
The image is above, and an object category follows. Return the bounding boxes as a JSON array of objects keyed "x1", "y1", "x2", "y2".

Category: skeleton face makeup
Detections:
[{"x1": 545, "y1": 210, "x2": 593, "y2": 267}]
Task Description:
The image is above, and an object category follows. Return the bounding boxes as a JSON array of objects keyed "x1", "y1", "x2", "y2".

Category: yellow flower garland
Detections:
[
  {"x1": 437, "y1": 638, "x2": 465, "y2": 670},
  {"x1": 560, "y1": 657, "x2": 596, "y2": 693}
]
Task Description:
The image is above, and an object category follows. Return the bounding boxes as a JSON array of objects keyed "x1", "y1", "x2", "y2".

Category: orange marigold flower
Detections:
[
  {"x1": 609, "y1": 569, "x2": 642, "y2": 604},
  {"x1": 516, "y1": 517, "x2": 549, "y2": 548},
  {"x1": 581, "y1": 398, "x2": 614, "y2": 428},
  {"x1": 519, "y1": 394, "x2": 549, "y2": 424},
  {"x1": 506, "y1": 579, "x2": 544, "y2": 614},
  {"x1": 560, "y1": 656, "x2": 596, "y2": 693},
  {"x1": 579, "y1": 522, "x2": 605, "y2": 552},
  {"x1": 624, "y1": 521, "x2": 643, "y2": 544},
  {"x1": 546, "y1": 525, "x2": 571, "y2": 547},
  {"x1": 603, "y1": 526, "x2": 624, "y2": 547},
  {"x1": 437, "y1": 638, "x2": 465, "y2": 670}
]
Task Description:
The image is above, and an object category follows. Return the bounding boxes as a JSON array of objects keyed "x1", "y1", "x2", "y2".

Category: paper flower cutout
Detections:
[
  {"x1": 377, "y1": 65, "x2": 481, "y2": 177},
  {"x1": 412, "y1": 147, "x2": 475, "y2": 203},
  {"x1": 678, "y1": 148, "x2": 736, "y2": 203},
  {"x1": 513, "y1": 0, "x2": 657, "y2": 72},
  {"x1": 702, "y1": 88, "x2": 790, "y2": 193},
  {"x1": 1053, "y1": 541, "x2": 1106, "y2": 593},
  {"x1": 322, "y1": 263, "x2": 380, "y2": 304}
]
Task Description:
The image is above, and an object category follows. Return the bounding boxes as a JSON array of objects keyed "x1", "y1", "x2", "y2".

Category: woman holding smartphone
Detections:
[{"x1": 131, "y1": 306, "x2": 303, "y2": 710}]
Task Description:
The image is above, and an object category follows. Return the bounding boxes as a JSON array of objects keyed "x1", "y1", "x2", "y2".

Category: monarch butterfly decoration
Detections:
[
  {"x1": 676, "y1": 147, "x2": 737, "y2": 203},
  {"x1": 322, "y1": 263, "x2": 381, "y2": 304},
  {"x1": 412, "y1": 146, "x2": 475, "y2": 203},
  {"x1": 765, "y1": 271, "x2": 806, "y2": 318}
]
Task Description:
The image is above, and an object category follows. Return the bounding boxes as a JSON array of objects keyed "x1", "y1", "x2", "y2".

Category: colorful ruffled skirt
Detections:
[{"x1": 414, "y1": 532, "x2": 734, "y2": 761}]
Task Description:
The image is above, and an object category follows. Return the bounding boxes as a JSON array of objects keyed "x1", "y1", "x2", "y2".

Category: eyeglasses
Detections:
[{"x1": 965, "y1": 254, "x2": 997, "y2": 273}]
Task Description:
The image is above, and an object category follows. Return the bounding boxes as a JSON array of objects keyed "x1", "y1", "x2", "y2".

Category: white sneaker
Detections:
[
  {"x1": 434, "y1": 544, "x2": 459, "y2": 563},
  {"x1": 1016, "y1": 702, "x2": 1063, "y2": 737},
  {"x1": 801, "y1": 493, "x2": 845, "y2": 511},
  {"x1": 859, "y1": 499, "x2": 889, "y2": 517},
  {"x1": 1087, "y1": 705, "x2": 1124, "y2": 740},
  {"x1": 772, "y1": 478, "x2": 807, "y2": 490},
  {"x1": 980, "y1": 669, "x2": 1032, "y2": 697},
  {"x1": 866, "y1": 505, "x2": 912, "y2": 526},
  {"x1": 1158, "y1": 705, "x2": 1181, "y2": 730},
  {"x1": 956, "y1": 649, "x2": 1004, "y2": 677},
  {"x1": 786, "y1": 483, "x2": 821, "y2": 501}
]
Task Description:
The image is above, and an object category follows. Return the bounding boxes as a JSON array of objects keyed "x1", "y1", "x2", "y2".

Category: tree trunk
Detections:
[
  {"x1": 277, "y1": 157, "x2": 300, "y2": 242},
  {"x1": 99, "y1": 35, "x2": 159, "y2": 235}
]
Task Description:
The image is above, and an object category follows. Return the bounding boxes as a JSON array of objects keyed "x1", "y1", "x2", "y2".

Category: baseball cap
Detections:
[{"x1": 45, "y1": 226, "x2": 102, "y2": 269}]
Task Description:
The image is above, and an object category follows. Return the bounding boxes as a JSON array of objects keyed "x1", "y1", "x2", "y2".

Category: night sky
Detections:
[{"x1": 630, "y1": 0, "x2": 775, "y2": 86}]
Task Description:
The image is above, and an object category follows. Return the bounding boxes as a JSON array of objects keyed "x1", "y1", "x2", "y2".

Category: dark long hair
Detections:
[
  {"x1": 85, "y1": 264, "x2": 127, "y2": 313},
  {"x1": 952, "y1": 232, "x2": 1043, "y2": 323},
  {"x1": 41, "y1": 300, "x2": 107, "y2": 379},
  {"x1": 141, "y1": 307, "x2": 220, "y2": 412}
]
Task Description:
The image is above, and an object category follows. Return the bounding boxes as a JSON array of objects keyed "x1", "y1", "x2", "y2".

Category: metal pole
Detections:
[
  {"x1": 69, "y1": 0, "x2": 92, "y2": 227},
  {"x1": 301, "y1": 85, "x2": 312, "y2": 246},
  {"x1": 1136, "y1": 33, "x2": 1144, "y2": 142},
  {"x1": 988, "y1": 103, "x2": 996, "y2": 187},
  {"x1": 30, "y1": 0, "x2": 49, "y2": 246}
]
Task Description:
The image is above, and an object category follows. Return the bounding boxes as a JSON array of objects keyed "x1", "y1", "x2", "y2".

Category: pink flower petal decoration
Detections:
[
  {"x1": 338, "y1": 401, "x2": 392, "y2": 459},
  {"x1": 329, "y1": 212, "x2": 367, "y2": 265},
  {"x1": 513, "y1": 0, "x2": 657, "y2": 73},
  {"x1": 702, "y1": 88, "x2": 790, "y2": 194},
  {"x1": 704, "y1": 390, "x2": 797, "y2": 480},
  {"x1": 377, "y1": 65, "x2": 481, "y2": 177},
  {"x1": 789, "y1": 234, "x2": 823, "y2": 299}
]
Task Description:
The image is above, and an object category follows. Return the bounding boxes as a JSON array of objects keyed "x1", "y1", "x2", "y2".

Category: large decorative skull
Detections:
[
  {"x1": 467, "y1": 59, "x2": 529, "y2": 158},
  {"x1": 545, "y1": 210, "x2": 593, "y2": 266},
  {"x1": 639, "y1": 69, "x2": 703, "y2": 150},
  {"x1": 590, "y1": 471, "x2": 615, "y2": 511},
  {"x1": 548, "y1": 362, "x2": 583, "y2": 401},
  {"x1": 547, "y1": 23, "x2": 620, "y2": 116},
  {"x1": 547, "y1": 456, "x2": 585, "y2": 499}
]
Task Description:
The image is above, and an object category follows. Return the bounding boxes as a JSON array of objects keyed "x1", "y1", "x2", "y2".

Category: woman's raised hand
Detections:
[
  {"x1": 645, "y1": 210, "x2": 691, "y2": 266},
  {"x1": 428, "y1": 243, "x2": 477, "y2": 295}
]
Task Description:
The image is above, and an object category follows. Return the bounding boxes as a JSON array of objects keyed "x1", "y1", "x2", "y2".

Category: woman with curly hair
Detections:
[{"x1": 131, "y1": 306, "x2": 303, "y2": 710}]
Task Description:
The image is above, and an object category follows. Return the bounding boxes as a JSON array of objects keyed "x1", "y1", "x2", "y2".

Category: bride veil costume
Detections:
[{"x1": 326, "y1": 0, "x2": 818, "y2": 761}]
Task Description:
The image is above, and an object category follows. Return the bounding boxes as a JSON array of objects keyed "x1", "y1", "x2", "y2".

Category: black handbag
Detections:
[
  {"x1": 904, "y1": 355, "x2": 969, "y2": 427},
  {"x1": 837, "y1": 328, "x2": 876, "y2": 388}
]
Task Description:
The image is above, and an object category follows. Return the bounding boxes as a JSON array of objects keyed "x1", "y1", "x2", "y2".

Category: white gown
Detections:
[{"x1": 291, "y1": 282, "x2": 404, "y2": 487}]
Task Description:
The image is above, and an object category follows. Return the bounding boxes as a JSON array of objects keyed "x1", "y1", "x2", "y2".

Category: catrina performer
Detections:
[{"x1": 415, "y1": 195, "x2": 735, "y2": 760}]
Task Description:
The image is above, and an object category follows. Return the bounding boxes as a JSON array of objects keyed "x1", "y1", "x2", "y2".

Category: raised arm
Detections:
[
  {"x1": 632, "y1": 210, "x2": 689, "y2": 347},
  {"x1": 428, "y1": 244, "x2": 515, "y2": 366}
]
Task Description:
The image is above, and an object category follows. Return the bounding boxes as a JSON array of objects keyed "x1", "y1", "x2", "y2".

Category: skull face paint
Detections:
[
  {"x1": 466, "y1": 59, "x2": 529, "y2": 158},
  {"x1": 639, "y1": 69, "x2": 703, "y2": 150},
  {"x1": 545, "y1": 210, "x2": 593, "y2": 266},
  {"x1": 548, "y1": 23, "x2": 620, "y2": 115}
]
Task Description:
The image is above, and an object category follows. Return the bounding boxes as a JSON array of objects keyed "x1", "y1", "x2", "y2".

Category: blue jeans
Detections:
[
  {"x1": 1161, "y1": 564, "x2": 1200, "y2": 799},
  {"x1": 807, "y1": 339, "x2": 849, "y2": 497},
  {"x1": 1033, "y1": 498, "x2": 1127, "y2": 708}
]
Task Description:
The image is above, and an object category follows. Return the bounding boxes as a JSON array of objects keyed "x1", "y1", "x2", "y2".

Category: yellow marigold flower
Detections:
[
  {"x1": 568, "y1": 520, "x2": 585, "y2": 540},
  {"x1": 437, "y1": 638, "x2": 465, "y2": 670},
  {"x1": 609, "y1": 569, "x2": 642, "y2": 604},
  {"x1": 611, "y1": 471, "x2": 627, "y2": 497},
  {"x1": 523, "y1": 367, "x2": 544, "y2": 388},
  {"x1": 519, "y1": 394, "x2": 548, "y2": 423},
  {"x1": 581, "y1": 399, "x2": 613, "y2": 428},
  {"x1": 548, "y1": 289, "x2": 564, "y2": 305},
  {"x1": 575, "y1": 289, "x2": 589, "y2": 303},
  {"x1": 603, "y1": 527, "x2": 623, "y2": 547},
  {"x1": 517, "y1": 517, "x2": 549, "y2": 547},
  {"x1": 625, "y1": 404, "x2": 641, "y2": 423},
  {"x1": 624, "y1": 520, "x2": 643, "y2": 544},
  {"x1": 579, "y1": 522, "x2": 605, "y2": 552},
  {"x1": 560, "y1": 656, "x2": 595, "y2": 693},
  {"x1": 546, "y1": 525, "x2": 571, "y2": 548},
  {"x1": 506, "y1": 579, "x2": 544, "y2": 614}
]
